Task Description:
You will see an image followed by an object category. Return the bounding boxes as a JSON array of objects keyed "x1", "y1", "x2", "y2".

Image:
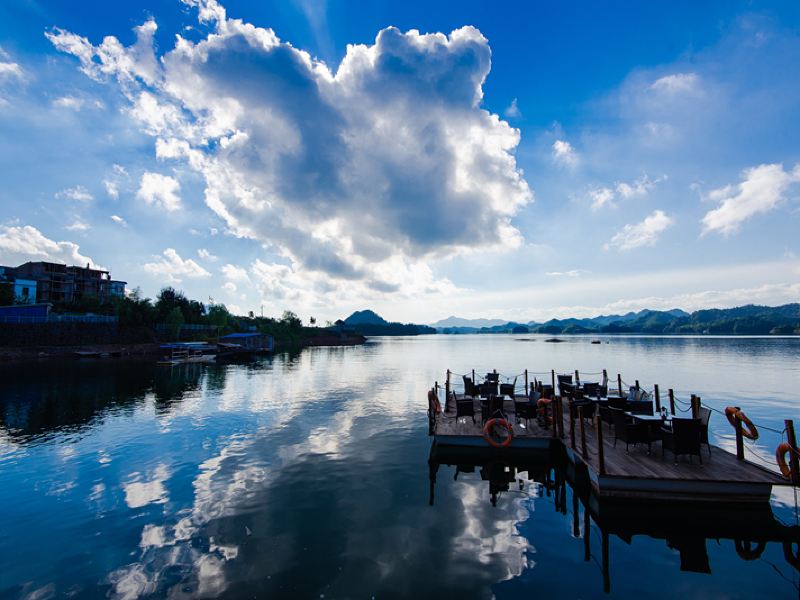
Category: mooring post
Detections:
[
  {"x1": 668, "y1": 388, "x2": 675, "y2": 415},
  {"x1": 445, "y1": 370, "x2": 451, "y2": 402},
  {"x1": 635, "y1": 379, "x2": 640, "y2": 391},
  {"x1": 579, "y1": 406, "x2": 587, "y2": 460},
  {"x1": 570, "y1": 403, "x2": 576, "y2": 450},
  {"x1": 617, "y1": 373, "x2": 623, "y2": 396},
  {"x1": 551, "y1": 369, "x2": 556, "y2": 394},
  {"x1": 602, "y1": 530, "x2": 610, "y2": 594},
  {"x1": 785, "y1": 420, "x2": 800, "y2": 486},
  {"x1": 654, "y1": 384, "x2": 661, "y2": 412},
  {"x1": 596, "y1": 414, "x2": 605, "y2": 475},
  {"x1": 435, "y1": 381, "x2": 439, "y2": 397},
  {"x1": 575, "y1": 369, "x2": 580, "y2": 386},
  {"x1": 735, "y1": 407, "x2": 745, "y2": 460},
  {"x1": 472, "y1": 369, "x2": 475, "y2": 383},
  {"x1": 524, "y1": 369, "x2": 528, "y2": 395},
  {"x1": 691, "y1": 395, "x2": 700, "y2": 418},
  {"x1": 583, "y1": 503, "x2": 591, "y2": 561}
]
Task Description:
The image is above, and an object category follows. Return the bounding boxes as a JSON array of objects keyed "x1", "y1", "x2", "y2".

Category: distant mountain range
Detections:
[
  {"x1": 341, "y1": 310, "x2": 436, "y2": 336},
  {"x1": 432, "y1": 304, "x2": 800, "y2": 335}
]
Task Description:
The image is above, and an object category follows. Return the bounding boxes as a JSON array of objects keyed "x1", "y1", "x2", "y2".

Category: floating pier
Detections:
[{"x1": 428, "y1": 368, "x2": 798, "y2": 504}]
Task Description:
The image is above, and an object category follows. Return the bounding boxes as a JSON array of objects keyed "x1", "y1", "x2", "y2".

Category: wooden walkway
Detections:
[{"x1": 431, "y1": 394, "x2": 788, "y2": 502}]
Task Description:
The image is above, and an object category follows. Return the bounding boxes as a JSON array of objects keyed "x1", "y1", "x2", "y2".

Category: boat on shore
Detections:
[{"x1": 157, "y1": 342, "x2": 216, "y2": 366}]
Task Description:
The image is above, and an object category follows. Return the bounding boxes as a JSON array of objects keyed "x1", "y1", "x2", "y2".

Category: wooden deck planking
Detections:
[
  {"x1": 559, "y1": 408, "x2": 784, "y2": 485},
  {"x1": 435, "y1": 394, "x2": 553, "y2": 439}
]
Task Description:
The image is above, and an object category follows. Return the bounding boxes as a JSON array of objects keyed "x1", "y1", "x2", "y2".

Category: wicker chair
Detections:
[
  {"x1": 661, "y1": 418, "x2": 703, "y2": 464},
  {"x1": 455, "y1": 398, "x2": 475, "y2": 424}
]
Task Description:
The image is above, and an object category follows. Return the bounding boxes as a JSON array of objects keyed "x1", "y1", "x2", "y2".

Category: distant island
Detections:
[
  {"x1": 341, "y1": 309, "x2": 436, "y2": 336},
  {"x1": 432, "y1": 304, "x2": 800, "y2": 335}
]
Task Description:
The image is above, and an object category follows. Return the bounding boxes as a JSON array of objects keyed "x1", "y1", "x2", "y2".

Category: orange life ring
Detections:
[
  {"x1": 734, "y1": 539, "x2": 765, "y2": 561},
  {"x1": 724, "y1": 406, "x2": 759, "y2": 440},
  {"x1": 537, "y1": 397, "x2": 553, "y2": 423},
  {"x1": 776, "y1": 442, "x2": 794, "y2": 479},
  {"x1": 483, "y1": 417, "x2": 514, "y2": 448}
]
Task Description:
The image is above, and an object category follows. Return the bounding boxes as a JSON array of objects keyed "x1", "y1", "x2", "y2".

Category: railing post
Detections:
[
  {"x1": 735, "y1": 407, "x2": 744, "y2": 460},
  {"x1": 691, "y1": 395, "x2": 700, "y2": 418},
  {"x1": 596, "y1": 414, "x2": 605, "y2": 475},
  {"x1": 445, "y1": 370, "x2": 451, "y2": 401},
  {"x1": 524, "y1": 369, "x2": 528, "y2": 395},
  {"x1": 654, "y1": 384, "x2": 661, "y2": 412},
  {"x1": 551, "y1": 369, "x2": 556, "y2": 395},
  {"x1": 579, "y1": 406, "x2": 587, "y2": 460},
  {"x1": 668, "y1": 389, "x2": 675, "y2": 415},
  {"x1": 472, "y1": 369, "x2": 475, "y2": 384},
  {"x1": 575, "y1": 369, "x2": 580, "y2": 386},
  {"x1": 617, "y1": 373, "x2": 623, "y2": 396},
  {"x1": 635, "y1": 379, "x2": 640, "y2": 391},
  {"x1": 785, "y1": 420, "x2": 800, "y2": 486}
]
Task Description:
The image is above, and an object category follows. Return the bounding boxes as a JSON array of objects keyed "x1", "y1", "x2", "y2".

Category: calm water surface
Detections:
[{"x1": 0, "y1": 335, "x2": 798, "y2": 598}]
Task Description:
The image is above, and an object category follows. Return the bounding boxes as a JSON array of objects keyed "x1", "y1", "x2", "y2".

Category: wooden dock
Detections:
[{"x1": 430, "y1": 391, "x2": 791, "y2": 503}]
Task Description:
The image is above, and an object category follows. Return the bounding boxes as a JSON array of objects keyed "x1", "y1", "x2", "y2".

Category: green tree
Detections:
[
  {"x1": 0, "y1": 283, "x2": 14, "y2": 306},
  {"x1": 208, "y1": 304, "x2": 231, "y2": 329},
  {"x1": 165, "y1": 306, "x2": 185, "y2": 340},
  {"x1": 280, "y1": 310, "x2": 302, "y2": 330}
]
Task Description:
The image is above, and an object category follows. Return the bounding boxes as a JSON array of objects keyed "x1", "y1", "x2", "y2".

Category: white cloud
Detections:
[
  {"x1": 701, "y1": 163, "x2": 800, "y2": 236},
  {"x1": 220, "y1": 263, "x2": 249, "y2": 284},
  {"x1": 56, "y1": 185, "x2": 93, "y2": 202},
  {"x1": 143, "y1": 248, "x2": 211, "y2": 282},
  {"x1": 605, "y1": 210, "x2": 674, "y2": 251},
  {"x1": 110, "y1": 215, "x2": 127, "y2": 226},
  {"x1": 0, "y1": 47, "x2": 23, "y2": 81},
  {"x1": 222, "y1": 281, "x2": 237, "y2": 293},
  {"x1": 545, "y1": 270, "x2": 584, "y2": 277},
  {"x1": 104, "y1": 179, "x2": 119, "y2": 199},
  {"x1": 649, "y1": 72, "x2": 699, "y2": 95},
  {"x1": 504, "y1": 98, "x2": 521, "y2": 118},
  {"x1": 616, "y1": 174, "x2": 664, "y2": 198},
  {"x1": 65, "y1": 220, "x2": 90, "y2": 231},
  {"x1": 0, "y1": 224, "x2": 98, "y2": 266},
  {"x1": 552, "y1": 139, "x2": 578, "y2": 167},
  {"x1": 588, "y1": 187, "x2": 614, "y2": 210},
  {"x1": 197, "y1": 248, "x2": 217, "y2": 260},
  {"x1": 136, "y1": 172, "x2": 181, "y2": 211},
  {"x1": 53, "y1": 95, "x2": 84, "y2": 110},
  {"x1": 50, "y1": 3, "x2": 532, "y2": 298}
]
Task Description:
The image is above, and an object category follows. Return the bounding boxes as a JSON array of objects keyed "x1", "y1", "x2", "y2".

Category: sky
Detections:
[{"x1": 0, "y1": 0, "x2": 799, "y2": 324}]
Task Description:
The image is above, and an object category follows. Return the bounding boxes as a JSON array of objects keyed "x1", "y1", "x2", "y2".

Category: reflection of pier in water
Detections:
[{"x1": 428, "y1": 443, "x2": 800, "y2": 593}]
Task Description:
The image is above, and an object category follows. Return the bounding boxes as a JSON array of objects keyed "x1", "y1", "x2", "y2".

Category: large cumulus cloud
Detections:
[{"x1": 47, "y1": 0, "x2": 531, "y2": 295}]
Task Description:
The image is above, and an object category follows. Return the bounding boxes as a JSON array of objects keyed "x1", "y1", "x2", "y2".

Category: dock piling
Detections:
[
  {"x1": 654, "y1": 384, "x2": 661, "y2": 412},
  {"x1": 445, "y1": 370, "x2": 451, "y2": 403},
  {"x1": 551, "y1": 369, "x2": 556, "y2": 395},
  {"x1": 668, "y1": 388, "x2": 675, "y2": 415},
  {"x1": 575, "y1": 369, "x2": 580, "y2": 386},
  {"x1": 691, "y1": 395, "x2": 701, "y2": 418},
  {"x1": 635, "y1": 379, "x2": 640, "y2": 391},
  {"x1": 785, "y1": 420, "x2": 800, "y2": 486},
  {"x1": 524, "y1": 369, "x2": 528, "y2": 395},
  {"x1": 617, "y1": 373, "x2": 623, "y2": 396},
  {"x1": 596, "y1": 414, "x2": 606, "y2": 475},
  {"x1": 735, "y1": 407, "x2": 745, "y2": 460},
  {"x1": 579, "y1": 406, "x2": 587, "y2": 460}
]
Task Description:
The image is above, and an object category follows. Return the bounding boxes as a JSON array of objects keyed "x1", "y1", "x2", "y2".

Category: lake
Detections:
[{"x1": 0, "y1": 335, "x2": 798, "y2": 598}]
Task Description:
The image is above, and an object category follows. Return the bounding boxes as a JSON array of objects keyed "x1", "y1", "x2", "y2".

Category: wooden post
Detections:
[
  {"x1": 579, "y1": 406, "x2": 587, "y2": 459},
  {"x1": 654, "y1": 384, "x2": 661, "y2": 412},
  {"x1": 691, "y1": 395, "x2": 700, "y2": 418},
  {"x1": 735, "y1": 407, "x2": 744, "y2": 460},
  {"x1": 551, "y1": 369, "x2": 556, "y2": 394},
  {"x1": 575, "y1": 369, "x2": 580, "y2": 386},
  {"x1": 524, "y1": 369, "x2": 528, "y2": 395},
  {"x1": 596, "y1": 414, "x2": 605, "y2": 475},
  {"x1": 617, "y1": 373, "x2": 623, "y2": 396},
  {"x1": 583, "y1": 503, "x2": 591, "y2": 561},
  {"x1": 668, "y1": 389, "x2": 675, "y2": 415},
  {"x1": 472, "y1": 369, "x2": 475, "y2": 383},
  {"x1": 635, "y1": 379, "x2": 640, "y2": 391},
  {"x1": 445, "y1": 370, "x2": 451, "y2": 401},
  {"x1": 602, "y1": 369, "x2": 608, "y2": 393},
  {"x1": 570, "y1": 403, "x2": 576, "y2": 450},
  {"x1": 785, "y1": 420, "x2": 800, "y2": 486}
]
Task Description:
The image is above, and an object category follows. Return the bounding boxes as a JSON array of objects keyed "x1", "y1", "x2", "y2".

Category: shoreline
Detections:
[{"x1": 0, "y1": 333, "x2": 368, "y2": 365}]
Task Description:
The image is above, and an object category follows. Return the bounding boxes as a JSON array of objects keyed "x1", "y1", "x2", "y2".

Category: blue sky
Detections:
[{"x1": 0, "y1": 0, "x2": 799, "y2": 323}]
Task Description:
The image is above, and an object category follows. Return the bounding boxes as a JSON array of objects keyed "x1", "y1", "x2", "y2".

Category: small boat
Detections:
[{"x1": 591, "y1": 340, "x2": 601, "y2": 344}]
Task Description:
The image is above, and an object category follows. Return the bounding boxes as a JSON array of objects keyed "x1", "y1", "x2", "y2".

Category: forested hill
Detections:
[
  {"x1": 342, "y1": 310, "x2": 436, "y2": 336},
  {"x1": 436, "y1": 304, "x2": 800, "y2": 335}
]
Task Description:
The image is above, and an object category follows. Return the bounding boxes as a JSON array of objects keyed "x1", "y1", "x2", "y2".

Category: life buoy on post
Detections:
[
  {"x1": 428, "y1": 389, "x2": 442, "y2": 415},
  {"x1": 537, "y1": 397, "x2": 553, "y2": 424},
  {"x1": 483, "y1": 418, "x2": 514, "y2": 448},
  {"x1": 776, "y1": 442, "x2": 793, "y2": 479},
  {"x1": 724, "y1": 406, "x2": 759, "y2": 440}
]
